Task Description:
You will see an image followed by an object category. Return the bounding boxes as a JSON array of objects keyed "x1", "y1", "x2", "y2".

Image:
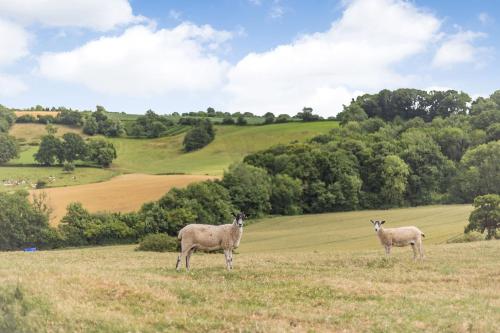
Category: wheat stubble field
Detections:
[
  {"x1": 30, "y1": 174, "x2": 217, "y2": 224},
  {"x1": 0, "y1": 205, "x2": 498, "y2": 333}
]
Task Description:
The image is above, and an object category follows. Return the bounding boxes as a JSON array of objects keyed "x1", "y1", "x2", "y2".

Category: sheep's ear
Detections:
[
  {"x1": 381, "y1": 220, "x2": 386, "y2": 224},
  {"x1": 370, "y1": 220, "x2": 374, "y2": 224}
]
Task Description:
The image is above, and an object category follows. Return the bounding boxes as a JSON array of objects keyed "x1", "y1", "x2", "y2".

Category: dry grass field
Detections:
[
  {"x1": 30, "y1": 173, "x2": 217, "y2": 224},
  {"x1": 9, "y1": 123, "x2": 85, "y2": 143},
  {"x1": 14, "y1": 111, "x2": 60, "y2": 118},
  {"x1": 1, "y1": 205, "x2": 498, "y2": 332}
]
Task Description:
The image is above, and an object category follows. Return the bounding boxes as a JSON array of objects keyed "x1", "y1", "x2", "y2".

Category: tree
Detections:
[
  {"x1": 295, "y1": 107, "x2": 321, "y2": 121},
  {"x1": 222, "y1": 117, "x2": 235, "y2": 125},
  {"x1": 380, "y1": 155, "x2": 410, "y2": 206},
  {"x1": 452, "y1": 141, "x2": 500, "y2": 202},
  {"x1": 0, "y1": 191, "x2": 55, "y2": 250},
  {"x1": 222, "y1": 163, "x2": 272, "y2": 217},
  {"x1": 236, "y1": 115, "x2": 247, "y2": 126},
  {"x1": 62, "y1": 133, "x2": 87, "y2": 162},
  {"x1": 465, "y1": 194, "x2": 500, "y2": 239},
  {"x1": 34, "y1": 135, "x2": 64, "y2": 166},
  {"x1": 270, "y1": 174, "x2": 302, "y2": 215},
  {"x1": 275, "y1": 114, "x2": 291, "y2": 123},
  {"x1": 0, "y1": 134, "x2": 19, "y2": 164},
  {"x1": 183, "y1": 120, "x2": 215, "y2": 152},
  {"x1": 337, "y1": 103, "x2": 368, "y2": 125},
  {"x1": 83, "y1": 116, "x2": 98, "y2": 135},
  {"x1": 263, "y1": 112, "x2": 275, "y2": 124},
  {"x1": 207, "y1": 107, "x2": 216, "y2": 117},
  {"x1": 434, "y1": 127, "x2": 470, "y2": 162},
  {"x1": 87, "y1": 139, "x2": 117, "y2": 167}
]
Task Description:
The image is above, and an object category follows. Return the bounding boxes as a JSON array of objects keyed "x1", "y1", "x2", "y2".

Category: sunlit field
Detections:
[{"x1": 1, "y1": 205, "x2": 498, "y2": 332}]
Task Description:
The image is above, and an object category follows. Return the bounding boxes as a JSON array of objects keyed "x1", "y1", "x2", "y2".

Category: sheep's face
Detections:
[
  {"x1": 233, "y1": 212, "x2": 246, "y2": 227},
  {"x1": 371, "y1": 220, "x2": 385, "y2": 232}
]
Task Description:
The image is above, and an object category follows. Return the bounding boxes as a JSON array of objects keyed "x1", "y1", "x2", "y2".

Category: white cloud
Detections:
[
  {"x1": 248, "y1": 0, "x2": 262, "y2": 5},
  {"x1": 270, "y1": 2, "x2": 285, "y2": 19},
  {"x1": 478, "y1": 12, "x2": 492, "y2": 25},
  {"x1": 0, "y1": 0, "x2": 142, "y2": 31},
  {"x1": 169, "y1": 10, "x2": 182, "y2": 21},
  {"x1": 38, "y1": 23, "x2": 232, "y2": 96},
  {"x1": 0, "y1": 19, "x2": 30, "y2": 66},
  {"x1": 0, "y1": 74, "x2": 27, "y2": 96},
  {"x1": 432, "y1": 30, "x2": 486, "y2": 69},
  {"x1": 224, "y1": 0, "x2": 441, "y2": 116}
]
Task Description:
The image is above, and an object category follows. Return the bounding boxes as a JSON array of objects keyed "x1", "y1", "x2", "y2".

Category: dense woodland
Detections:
[{"x1": 0, "y1": 88, "x2": 499, "y2": 249}]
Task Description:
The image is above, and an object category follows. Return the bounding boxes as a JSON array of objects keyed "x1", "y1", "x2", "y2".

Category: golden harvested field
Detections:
[
  {"x1": 9, "y1": 123, "x2": 85, "y2": 142},
  {"x1": 14, "y1": 111, "x2": 59, "y2": 117},
  {"x1": 31, "y1": 173, "x2": 216, "y2": 224}
]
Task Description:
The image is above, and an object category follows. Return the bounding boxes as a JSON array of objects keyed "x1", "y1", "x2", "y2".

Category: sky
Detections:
[{"x1": 0, "y1": 0, "x2": 498, "y2": 117}]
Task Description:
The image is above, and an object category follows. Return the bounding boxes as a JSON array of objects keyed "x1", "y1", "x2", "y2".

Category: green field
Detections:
[
  {"x1": 110, "y1": 122, "x2": 338, "y2": 175},
  {"x1": 1, "y1": 205, "x2": 498, "y2": 332},
  {"x1": 0, "y1": 166, "x2": 118, "y2": 192},
  {"x1": 2, "y1": 122, "x2": 337, "y2": 191}
]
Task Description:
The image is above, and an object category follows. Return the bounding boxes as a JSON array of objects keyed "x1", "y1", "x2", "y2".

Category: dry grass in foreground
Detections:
[
  {"x1": 30, "y1": 173, "x2": 217, "y2": 224},
  {"x1": 0, "y1": 240, "x2": 498, "y2": 332}
]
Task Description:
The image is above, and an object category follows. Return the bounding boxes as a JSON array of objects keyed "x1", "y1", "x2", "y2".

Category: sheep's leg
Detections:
[
  {"x1": 185, "y1": 247, "x2": 195, "y2": 271},
  {"x1": 418, "y1": 239, "x2": 425, "y2": 260},
  {"x1": 224, "y1": 250, "x2": 231, "y2": 270},
  {"x1": 384, "y1": 246, "x2": 391, "y2": 256},
  {"x1": 228, "y1": 250, "x2": 233, "y2": 270},
  {"x1": 175, "y1": 253, "x2": 182, "y2": 270},
  {"x1": 411, "y1": 243, "x2": 417, "y2": 260}
]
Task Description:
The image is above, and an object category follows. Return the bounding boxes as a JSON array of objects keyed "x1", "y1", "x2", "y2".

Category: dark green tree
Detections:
[
  {"x1": 0, "y1": 134, "x2": 19, "y2": 164},
  {"x1": 222, "y1": 163, "x2": 272, "y2": 217},
  {"x1": 62, "y1": 133, "x2": 87, "y2": 162},
  {"x1": 465, "y1": 194, "x2": 500, "y2": 239},
  {"x1": 86, "y1": 139, "x2": 117, "y2": 167},
  {"x1": 34, "y1": 135, "x2": 64, "y2": 166}
]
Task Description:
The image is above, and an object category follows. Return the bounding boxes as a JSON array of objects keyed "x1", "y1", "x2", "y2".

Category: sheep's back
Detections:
[{"x1": 386, "y1": 226, "x2": 422, "y2": 244}]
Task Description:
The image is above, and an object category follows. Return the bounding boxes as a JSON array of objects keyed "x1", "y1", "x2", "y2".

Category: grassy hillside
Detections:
[
  {"x1": 10, "y1": 123, "x2": 86, "y2": 144},
  {"x1": 110, "y1": 121, "x2": 338, "y2": 175},
  {"x1": 1, "y1": 121, "x2": 335, "y2": 191},
  {"x1": 242, "y1": 204, "x2": 474, "y2": 253},
  {"x1": 0, "y1": 205, "x2": 498, "y2": 332}
]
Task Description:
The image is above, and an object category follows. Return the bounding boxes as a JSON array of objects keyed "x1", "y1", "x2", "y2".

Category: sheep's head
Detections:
[
  {"x1": 233, "y1": 212, "x2": 246, "y2": 227},
  {"x1": 370, "y1": 219, "x2": 385, "y2": 232}
]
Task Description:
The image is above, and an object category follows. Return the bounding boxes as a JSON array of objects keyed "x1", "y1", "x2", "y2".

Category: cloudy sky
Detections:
[{"x1": 0, "y1": 0, "x2": 498, "y2": 116}]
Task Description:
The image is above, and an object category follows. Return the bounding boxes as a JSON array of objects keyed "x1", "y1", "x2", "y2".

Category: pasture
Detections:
[
  {"x1": 1, "y1": 205, "x2": 498, "y2": 332},
  {"x1": 3, "y1": 122, "x2": 337, "y2": 193},
  {"x1": 31, "y1": 173, "x2": 217, "y2": 224},
  {"x1": 9, "y1": 123, "x2": 86, "y2": 144},
  {"x1": 109, "y1": 121, "x2": 338, "y2": 175}
]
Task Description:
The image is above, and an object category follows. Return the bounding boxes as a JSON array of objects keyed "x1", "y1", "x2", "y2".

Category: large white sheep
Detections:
[
  {"x1": 371, "y1": 220, "x2": 425, "y2": 260},
  {"x1": 176, "y1": 213, "x2": 245, "y2": 271}
]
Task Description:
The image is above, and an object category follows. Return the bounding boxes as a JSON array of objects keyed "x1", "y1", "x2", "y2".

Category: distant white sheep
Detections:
[
  {"x1": 371, "y1": 220, "x2": 425, "y2": 260},
  {"x1": 176, "y1": 213, "x2": 246, "y2": 271}
]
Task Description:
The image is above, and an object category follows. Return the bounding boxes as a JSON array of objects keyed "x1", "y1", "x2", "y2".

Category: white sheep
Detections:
[
  {"x1": 371, "y1": 220, "x2": 425, "y2": 260},
  {"x1": 176, "y1": 213, "x2": 245, "y2": 271}
]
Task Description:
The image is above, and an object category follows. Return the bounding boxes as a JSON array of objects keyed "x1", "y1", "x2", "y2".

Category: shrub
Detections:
[
  {"x1": 0, "y1": 134, "x2": 19, "y2": 164},
  {"x1": 59, "y1": 203, "x2": 137, "y2": 246},
  {"x1": 35, "y1": 180, "x2": 47, "y2": 189},
  {"x1": 222, "y1": 163, "x2": 272, "y2": 217},
  {"x1": 62, "y1": 162, "x2": 75, "y2": 173},
  {"x1": 0, "y1": 191, "x2": 55, "y2": 250},
  {"x1": 183, "y1": 120, "x2": 215, "y2": 152},
  {"x1": 136, "y1": 234, "x2": 179, "y2": 252},
  {"x1": 447, "y1": 231, "x2": 485, "y2": 243}
]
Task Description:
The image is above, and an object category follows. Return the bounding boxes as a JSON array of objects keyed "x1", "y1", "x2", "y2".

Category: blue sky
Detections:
[{"x1": 0, "y1": 0, "x2": 498, "y2": 116}]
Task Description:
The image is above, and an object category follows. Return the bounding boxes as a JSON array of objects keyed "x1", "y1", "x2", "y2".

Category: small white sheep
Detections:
[
  {"x1": 176, "y1": 213, "x2": 245, "y2": 271},
  {"x1": 371, "y1": 220, "x2": 425, "y2": 260}
]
